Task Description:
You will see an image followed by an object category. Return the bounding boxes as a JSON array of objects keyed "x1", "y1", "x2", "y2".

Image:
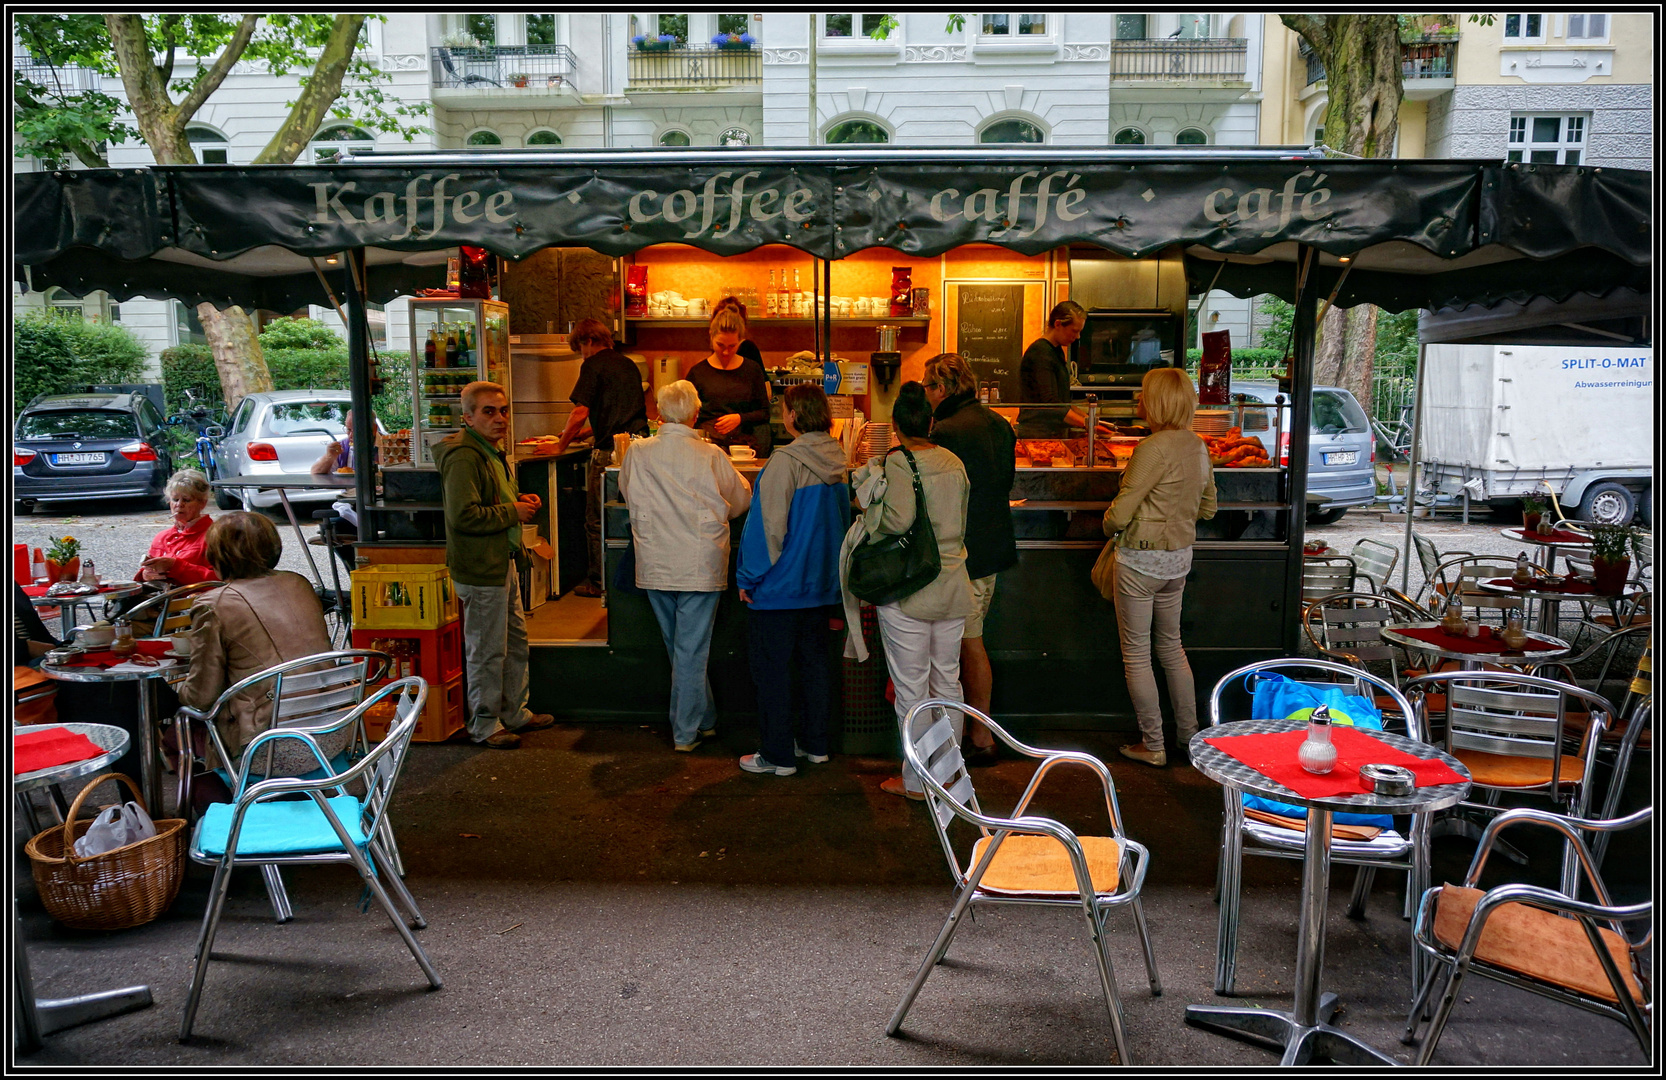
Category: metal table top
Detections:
[
  {"x1": 13, "y1": 722, "x2": 131, "y2": 794},
  {"x1": 1380, "y1": 622, "x2": 1571, "y2": 668},
  {"x1": 210, "y1": 472, "x2": 358, "y2": 491},
  {"x1": 1189, "y1": 717, "x2": 1471, "y2": 816}
]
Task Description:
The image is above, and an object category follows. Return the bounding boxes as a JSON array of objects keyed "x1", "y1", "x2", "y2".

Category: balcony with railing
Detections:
[
  {"x1": 1302, "y1": 38, "x2": 1458, "y2": 96},
  {"x1": 14, "y1": 57, "x2": 104, "y2": 93},
  {"x1": 1110, "y1": 38, "x2": 1249, "y2": 83},
  {"x1": 430, "y1": 45, "x2": 581, "y2": 105},
  {"x1": 627, "y1": 44, "x2": 761, "y2": 91}
]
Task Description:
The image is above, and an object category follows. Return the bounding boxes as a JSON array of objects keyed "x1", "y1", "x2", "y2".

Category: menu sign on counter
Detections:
[{"x1": 954, "y1": 283, "x2": 1025, "y2": 403}]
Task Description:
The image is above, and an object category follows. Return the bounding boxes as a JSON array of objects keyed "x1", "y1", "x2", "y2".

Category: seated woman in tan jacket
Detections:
[
  {"x1": 1102, "y1": 367, "x2": 1217, "y2": 768},
  {"x1": 179, "y1": 512, "x2": 338, "y2": 781}
]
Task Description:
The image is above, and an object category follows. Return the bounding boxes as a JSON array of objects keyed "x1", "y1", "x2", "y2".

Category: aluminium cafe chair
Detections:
[
  {"x1": 1301, "y1": 590, "x2": 1429, "y2": 695},
  {"x1": 118, "y1": 580, "x2": 224, "y2": 639},
  {"x1": 1427, "y1": 557, "x2": 1527, "y2": 625},
  {"x1": 172, "y1": 649, "x2": 392, "y2": 922},
  {"x1": 1347, "y1": 537, "x2": 1400, "y2": 594},
  {"x1": 1403, "y1": 806, "x2": 1652, "y2": 1066},
  {"x1": 1412, "y1": 533, "x2": 1472, "y2": 609},
  {"x1": 886, "y1": 699, "x2": 1160, "y2": 1066},
  {"x1": 1302, "y1": 556, "x2": 1358, "y2": 606},
  {"x1": 180, "y1": 676, "x2": 440, "y2": 1042},
  {"x1": 1208, "y1": 659, "x2": 1439, "y2": 995},
  {"x1": 1402, "y1": 670, "x2": 1616, "y2": 899}
]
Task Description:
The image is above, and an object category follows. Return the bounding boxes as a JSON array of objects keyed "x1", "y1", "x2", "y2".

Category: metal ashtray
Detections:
[
  {"x1": 1359, "y1": 763, "x2": 1415, "y2": 796},
  {"x1": 43, "y1": 646, "x2": 86, "y2": 665}
]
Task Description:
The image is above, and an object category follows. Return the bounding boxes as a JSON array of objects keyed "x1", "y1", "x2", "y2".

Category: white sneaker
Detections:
[
  {"x1": 739, "y1": 753, "x2": 796, "y2": 777},
  {"x1": 794, "y1": 742, "x2": 830, "y2": 764}
]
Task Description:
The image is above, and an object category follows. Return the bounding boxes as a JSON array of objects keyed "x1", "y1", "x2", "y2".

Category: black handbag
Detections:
[{"x1": 847, "y1": 446, "x2": 941, "y2": 606}]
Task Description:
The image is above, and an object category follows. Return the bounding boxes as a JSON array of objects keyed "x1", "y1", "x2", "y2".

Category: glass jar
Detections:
[{"x1": 1298, "y1": 705, "x2": 1338, "y2": 775}]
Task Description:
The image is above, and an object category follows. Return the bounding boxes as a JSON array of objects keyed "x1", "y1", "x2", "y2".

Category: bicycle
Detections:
[{"x1": 167, "y1": 389, "x2": 233, "y2": 506}]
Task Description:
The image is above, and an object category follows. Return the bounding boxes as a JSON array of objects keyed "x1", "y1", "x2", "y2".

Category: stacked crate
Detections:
[{"x1": 350, "y1": 564, "x2": 465, "y2": 742}]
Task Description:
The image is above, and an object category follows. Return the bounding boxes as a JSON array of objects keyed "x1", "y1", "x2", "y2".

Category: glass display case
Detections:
[{"x1": 408, "y1": 298, "x2": 511, "y2": 468}]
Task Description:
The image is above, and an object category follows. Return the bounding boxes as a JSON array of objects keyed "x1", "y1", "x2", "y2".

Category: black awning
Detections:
[{"x1": 14, "y1": 153, "x2": 1651, "y2": 313}]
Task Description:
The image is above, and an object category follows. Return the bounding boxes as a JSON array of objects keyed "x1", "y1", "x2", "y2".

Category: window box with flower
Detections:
[
  {"x1": 711, "y1": 32, "x2": 756, "y2": 50},
  {"x1": 632, "y1": 34, "x2": 678, "y2": 52}
]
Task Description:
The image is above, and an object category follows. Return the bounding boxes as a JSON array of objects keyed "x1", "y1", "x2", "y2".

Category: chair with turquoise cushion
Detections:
[
  {"x1": 173, "y1": 648, "x2": 391, "y2": 923},
  {"x1": 180, "y1": 676, "x2": 440, "y2": 1042}
]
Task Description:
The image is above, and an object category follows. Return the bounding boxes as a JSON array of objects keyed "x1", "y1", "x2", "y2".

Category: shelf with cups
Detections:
[{"x1": 625, "y1": 316, "x2": 930, "y2": 327}]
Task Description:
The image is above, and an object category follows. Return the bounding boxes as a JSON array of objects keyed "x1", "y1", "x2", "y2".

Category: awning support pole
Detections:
[
  {"x1": 1285, "y1": 246, "x2": 1318, "y2": 655},
  {"x1": 1399, "y1": 341, "x2": 1426, "y2": 596},
  {"x1": 344, "y1": 248, "x2": 375, "y2": 552}
]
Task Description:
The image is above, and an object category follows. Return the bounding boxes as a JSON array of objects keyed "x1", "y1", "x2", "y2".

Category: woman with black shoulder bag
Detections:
[{"x1": 840, "y1": 382, "x2": 972, "y2": 800}]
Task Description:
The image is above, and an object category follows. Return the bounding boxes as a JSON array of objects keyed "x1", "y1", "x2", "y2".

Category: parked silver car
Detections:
[
  {"x1": 212, "y1": 390, "x2": 384, "y2": 511},
  {"x1": 1231, "y1": 382, "x2": 1377, "y2": 524}
]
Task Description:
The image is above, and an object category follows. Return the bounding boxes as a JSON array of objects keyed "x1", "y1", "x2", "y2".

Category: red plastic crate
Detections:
[
  {"x1": 362, "y1": 673, "x2": 464, "y2": 743},
  {"x1": 353, "y1": 619, "x2": 463, "y2": 686}
]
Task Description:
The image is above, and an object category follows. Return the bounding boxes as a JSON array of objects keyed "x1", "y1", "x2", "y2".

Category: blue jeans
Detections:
[
  {"x1": 645, "y1": 589, "x2": 721, "y2": 746},
  {"x1": 747, "y1": 606, "x2": 831, "y2": 769}
]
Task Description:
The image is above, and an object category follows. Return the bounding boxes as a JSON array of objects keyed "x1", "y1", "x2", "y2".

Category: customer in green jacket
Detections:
[{"x1": 434, "y1": 381, "x2": 557, "y2": 749}]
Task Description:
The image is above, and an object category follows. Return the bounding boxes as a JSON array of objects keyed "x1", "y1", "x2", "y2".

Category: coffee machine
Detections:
[{"x1": 868, "y1": 324, "x2": 903, "y2": 422}]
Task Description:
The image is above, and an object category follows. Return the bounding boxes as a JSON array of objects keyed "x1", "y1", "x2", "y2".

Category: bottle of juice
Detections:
[{"x1": 424, "y1": 328, "x2": 436, "y2": 368}]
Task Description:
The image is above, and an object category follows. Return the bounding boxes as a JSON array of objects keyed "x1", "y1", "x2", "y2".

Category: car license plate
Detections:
[
  {"x1": 1323, "y1": 451, "x2": 1357, "y2": 466},
  {"x1": 51, "y1": 452, "x2": 105, "y2": 466}
]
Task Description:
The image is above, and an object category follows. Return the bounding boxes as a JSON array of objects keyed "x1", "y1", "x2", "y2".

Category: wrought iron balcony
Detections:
[
  {"x1": 1110, "y1": 38, "x2": 1249, "y2": 81},
  {"x1": 14, "y1": 57, "x2": 104, "y2": 93},
  {"x1": 1302, "y1": 38, "x2": 1458, "y2": 86},
  {"x1": 627, "y1": 44, "x2": 761, "y2": 90},
  {"x1": 431, "y1": 45, "x2": 578, "y2": 91}
]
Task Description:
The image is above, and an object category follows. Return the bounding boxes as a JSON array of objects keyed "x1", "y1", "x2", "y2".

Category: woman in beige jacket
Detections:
[
  {"x1": 179, "y1": 512, "x2": 338, "y2": 778},
  {"x1": 1103, "y1": 368, "x2": 1217, "y2": 767},
  {"x1": 841, "y1": 382, "x2": 972, "y2": 799}
]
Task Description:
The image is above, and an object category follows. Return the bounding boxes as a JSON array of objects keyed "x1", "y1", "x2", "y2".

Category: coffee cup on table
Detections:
[
  {"x1": 729, "y1": 445, "x2": 756, "y2": 461},
  {"x1": 169, "y1": 633, "x2": 193, "y2": 656}
]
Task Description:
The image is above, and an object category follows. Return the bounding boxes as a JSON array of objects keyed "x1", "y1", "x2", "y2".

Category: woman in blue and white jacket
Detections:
[{"x1": 735, "y1": 385, "x2": 852, "y2": 777}]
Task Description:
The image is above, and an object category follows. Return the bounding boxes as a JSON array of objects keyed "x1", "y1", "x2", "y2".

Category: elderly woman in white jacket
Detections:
[{"x1": 619, "y1": 379, "x2": 752, "y2": 752}]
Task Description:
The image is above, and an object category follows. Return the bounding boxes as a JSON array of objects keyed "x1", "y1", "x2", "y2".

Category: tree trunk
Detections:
[
  {"x1": 1340, "y1": 304, "x2": 1379, "y2": 417},
  {"x1": 1314, "y1": 304, "x2": 1346, "y2": 386},
  {"x1": 198, "y1": 304, "x2": 272, "y2": 410}
]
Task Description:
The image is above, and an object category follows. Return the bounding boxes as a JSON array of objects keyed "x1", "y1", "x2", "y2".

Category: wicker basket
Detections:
[{"x1": 24, "y1": 773, "x2": 188, "y2": 931}]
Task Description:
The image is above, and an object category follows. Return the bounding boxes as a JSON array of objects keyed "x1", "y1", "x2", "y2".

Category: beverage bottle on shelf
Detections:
[
  {"x1": 776, "y1": 270, "x2": 791, "y2": 319},
  {"x1": 461, "y1": 325, "x2": 474, "y2": 367},
  {"x1": 447, "y1": 328, "x2": 461, "y2": 367},
  {"x1": 790, "y1": 268, "x2": 802, "y2": 317},
  {"x1": 424, "y1": 329, "x2": 436, "y2": 367},
  {"x1": 766, "y1": 270, "x2": 778, "y2": 317}
]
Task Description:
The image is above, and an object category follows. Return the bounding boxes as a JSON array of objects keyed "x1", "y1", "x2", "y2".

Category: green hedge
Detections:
[
  {"x1": 160, "y1": 334, "x2": 410, "y2": 433},
  {"x1": 13, "y1": 313, "x2": 148, "y2": 416},
  {"x1": 1183, "y1": 346, "x2": 1287, "y2": 369}
]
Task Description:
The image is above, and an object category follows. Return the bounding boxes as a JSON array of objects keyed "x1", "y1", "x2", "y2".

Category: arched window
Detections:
[
  {"x1": 45, "y1": 287, "x2": 84, "y2": 321},
  {"x1": 659, "y1": 129, "x2": 692, "y2": 147},
  {"x1": 1175, "y1": 127, "x2": 1209, "y2": 145},
  {"x1": 719, "y1": 127, "x2": 752, "y2": 147},
  {"x1": 527, "y1": 130, "x2": 562, "y2": 146},
  {"x1": 1114, "y1": 127, "x2": 1146, "y2": 145},
  {"x1": 309, "y1": 123, "x2": 372, "y2": 163},
  {"x1": 467, "y1": 130, "x2": 502, "y2": 146},
  {"x1": 825, "y1": 119, "x2": 889, "y2": 145},
  {"x1": 185, "y1": 124, "x2": 229, "y2": 164},
  {"x1": 980, "y1": 118, "x2": 1044, "y2": 144}
]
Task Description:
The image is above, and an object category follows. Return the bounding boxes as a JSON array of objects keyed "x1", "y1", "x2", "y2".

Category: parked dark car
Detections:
[{"x1": 13, "y1": 391, "x2": 176, "y2": 512}]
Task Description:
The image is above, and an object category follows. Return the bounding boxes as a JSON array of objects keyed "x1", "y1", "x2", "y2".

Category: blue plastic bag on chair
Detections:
[{"x1": 1240, "y1": 672, "x2": 1393, "y2": 828}]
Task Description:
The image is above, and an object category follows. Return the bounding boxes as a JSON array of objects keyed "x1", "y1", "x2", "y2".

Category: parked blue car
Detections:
[
  {"x1": 14, "y1": 391, "x2": 176, "y2": 512},
  {"x1": 1230, "y1": 382, "x2": 1377, "y2": 524}
]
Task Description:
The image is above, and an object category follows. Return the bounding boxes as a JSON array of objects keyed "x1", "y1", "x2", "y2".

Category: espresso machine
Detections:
[{"x1": 868, "y1": 324, "x2": 903, "y2": 422}]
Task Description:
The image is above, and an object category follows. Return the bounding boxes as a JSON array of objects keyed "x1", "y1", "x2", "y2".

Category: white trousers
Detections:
[{"x1": 876, "y1": 604, "x2": 965, "y2": 794}]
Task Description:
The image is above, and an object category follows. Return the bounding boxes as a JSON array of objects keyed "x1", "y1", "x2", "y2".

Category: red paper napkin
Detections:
[
  {"x1": 1485, "y1": 577, "x2": 1603, "y2": 596},
  {"x1": 13, "y1": 726, "x2": 105, "y2": 775},
  {"x1": 1393, "y1": 624, "x2": 1561, "y2": 655},
  {"x1": 1203, "y1": 726, "x2": 1466, "y2": 800},
  {"x1": 1506, "y1": 528, "x2": 1591, "y2": 545},
  {"x1": 59, "y1": 638, "x2": 174, "y2": 667},
  {"x1": 23, "y1": 583, "x2": 120, "y2": 598}
]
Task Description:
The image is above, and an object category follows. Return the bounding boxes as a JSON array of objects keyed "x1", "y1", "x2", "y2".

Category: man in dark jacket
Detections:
[
  {"x1": 924, "y1": 353, "x2": 1017, "y2": 766},
  {"x1": 556, "y1": 319, "x2": 649, "y2": 597},
  {"x1": 436, "y1": 382, "x2": 556, "y2": 749}
]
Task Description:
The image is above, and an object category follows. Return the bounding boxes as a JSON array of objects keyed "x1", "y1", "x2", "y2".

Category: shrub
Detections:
[
  {"x1": 58, "y1": 319, "x2": 148, "y2": 383},
  {"x1": 12, "y1": 313, "x2": 77, "y2": 414},
  {"x1": 1184, "y1": 346, "x2": 1287, "y2": 369},
  {"x1": 258, "y1": 316, "x2": 342, "y2": 351},
  {"x1": 265, "y1": 347, "x2": 349, "y2": 391},
  {"x1": 160, "y1": 343, "x2": 222, "y2": 415}
]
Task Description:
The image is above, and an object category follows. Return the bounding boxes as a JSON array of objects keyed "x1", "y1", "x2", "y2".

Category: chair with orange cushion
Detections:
[
  {"x1": 1403, "y1": 670, "x2": 1616, "y2": 897},
  {"x1": 13, "y1": 666, "x2": 57, "y2": 727},
  {"x1": 1403, "y1": 806, "x2": 1652, "y2": 1065},
  {"x1": 885, "y1": 698, "x2": 1159, "y2": 1066}
]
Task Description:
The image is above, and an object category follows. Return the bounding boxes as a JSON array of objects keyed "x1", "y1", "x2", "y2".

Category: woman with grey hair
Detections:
[
  {"x1": 618, "y1": 380, "x2": 752, "y2": 752},
  {"x1": 136, "y1": 468, "x2": 220, "y2": 587}
]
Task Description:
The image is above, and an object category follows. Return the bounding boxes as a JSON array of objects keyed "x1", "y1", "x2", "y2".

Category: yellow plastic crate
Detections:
[{"x1": 351, "y1": 564, "x2": 459, "y2": 630}]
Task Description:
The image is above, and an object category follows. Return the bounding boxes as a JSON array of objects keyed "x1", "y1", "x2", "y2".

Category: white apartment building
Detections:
[{"x1": 15, "y1": 12, "x2": 1311, "y2": 367}]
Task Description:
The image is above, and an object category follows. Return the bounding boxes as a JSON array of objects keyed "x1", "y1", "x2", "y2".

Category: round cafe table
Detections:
[
  {"x1": 26, "y1": 580, "x2": 144, "y2": 635},
  {"x1": 12, "y1": 722, "x2": 153, "y2": 1051},
  {"x1": 1185, "y1": 719, "x2": 1471, "y2": 1066},
  {"x1": 1499, "y1": 526, "x2": 1591, "y2": 576},
  {"x1": 1380, "y1": 621, "x2": 1571, "y2": 672},
  {"x1": 40, "y1": 646, "x2": 188, "y2": 814},
  {"x1": 1475, "y1": 576, "x2": 1641, "y2": 636}
]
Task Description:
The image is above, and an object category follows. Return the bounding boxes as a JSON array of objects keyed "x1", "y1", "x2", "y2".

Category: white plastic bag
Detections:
[{"x1": 73, "y1": 800, "x2": 158, "y2": 858}]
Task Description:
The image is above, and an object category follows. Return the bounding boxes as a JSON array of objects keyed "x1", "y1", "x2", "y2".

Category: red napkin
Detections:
[
  {"x1": 1508, "y1": 528, "x2": 1591, "y2": 545},
  {"x1": 22, "y1": 584, "x2": 119, "y2": 598},
  {"x1": 13, "y1": 726, "x2": 105, "y2": 775},
  {"x1": 1203, "y1": 726, "x2": 1467, "y2": 800},
  {"x1": 60, "y1": 638, "x2": 174, "y2": 667},
  {"x1": 1485, "y1": 577, "x2": 1603, "y2": 596},
  {"x1": 1393, "y1": 624, "x2": 1561, "y2": 655}
]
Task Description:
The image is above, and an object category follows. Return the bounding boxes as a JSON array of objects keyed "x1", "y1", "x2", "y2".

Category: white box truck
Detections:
[{"x1": 1419, "y1": 344, "x2": 1653, "y2": 526}]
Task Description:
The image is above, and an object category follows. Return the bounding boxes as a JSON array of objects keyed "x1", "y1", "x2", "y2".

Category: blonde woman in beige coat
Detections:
[{"x1": 1103, "y1": 367, "x2": 1217, "y2": 767}]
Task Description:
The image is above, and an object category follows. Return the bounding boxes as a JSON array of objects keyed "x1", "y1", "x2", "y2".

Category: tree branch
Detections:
[
  {"x1": 178, "y1": 13, "x2": 259, "y2": 121},
  {"x1": 1280, "y1": 13, "x2": 1329, "y2": 56},
  {"x1": 156, "y1": 13, "x2": 180, "y2": 84},
  {"x1": 252, "y1": 14, "x2": 366, "y2": 164}
]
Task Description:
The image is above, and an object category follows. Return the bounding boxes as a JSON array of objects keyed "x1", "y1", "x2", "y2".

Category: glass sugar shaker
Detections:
[{"x1": 1298, "y1": 704, "x2": 1338, "y2": 775}]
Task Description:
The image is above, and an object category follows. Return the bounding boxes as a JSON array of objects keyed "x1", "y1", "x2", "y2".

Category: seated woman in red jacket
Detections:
[{"x1": 136, "y1": 469, "x2": 220, "y2": 588}]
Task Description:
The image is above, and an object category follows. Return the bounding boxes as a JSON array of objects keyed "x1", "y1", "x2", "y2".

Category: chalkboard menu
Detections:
[{"x1": 954, "y1": 283, "x2": 1025, "y2": 402}]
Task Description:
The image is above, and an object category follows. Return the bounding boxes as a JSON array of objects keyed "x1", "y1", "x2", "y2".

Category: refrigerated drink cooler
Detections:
[{"x1": 408, "y1": 298, "x2": 512, "y2": 468}]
